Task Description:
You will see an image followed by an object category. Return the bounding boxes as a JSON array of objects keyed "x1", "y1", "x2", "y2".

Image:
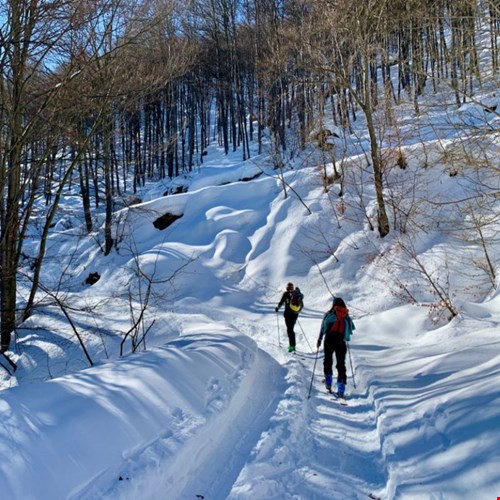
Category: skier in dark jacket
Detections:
[
  {"x1": 275, "y1": 282, "x2": 303, "y2": 352},
  {"x1": 316, "y1": 297, "x2": 355, "y2": 397}
]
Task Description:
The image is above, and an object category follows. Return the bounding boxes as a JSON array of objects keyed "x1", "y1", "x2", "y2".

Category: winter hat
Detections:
[{"x1": 332, "y1": 297, "x2": 346, "y2": 308}]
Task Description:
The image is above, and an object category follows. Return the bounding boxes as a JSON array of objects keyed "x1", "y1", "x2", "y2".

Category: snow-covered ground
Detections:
[{"x1": 1, "y1": 91, "x2": 499, "y2": 500}]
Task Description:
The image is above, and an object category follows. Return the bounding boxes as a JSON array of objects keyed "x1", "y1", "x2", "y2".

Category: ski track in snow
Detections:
[
  {"x1": 229, "y1": 355, "x2": 387, "y2": 500},
  {"x1": 68, "y1": 339, "x2": 286, "y2": 500},
  {"x1": 135, "y1": 349, "x2": 285, "y2": 500},
  {"x1": 83, "y1": 314, "x2": 389, "y2": 500}
]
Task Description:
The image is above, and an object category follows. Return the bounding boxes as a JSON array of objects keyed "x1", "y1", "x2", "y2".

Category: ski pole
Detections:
[
  {"x1": 276, "y1": 311, "x2": 281, "y2": 347},
  {"x1": 347, "y1": 342, "x2": 356, "y2": 389},
  {"x1": 307, "y1": 346, "x2": 320, "y2": 399},
  {"x1": 297, "y1": 319, "x2": 313, "y2": 353}
]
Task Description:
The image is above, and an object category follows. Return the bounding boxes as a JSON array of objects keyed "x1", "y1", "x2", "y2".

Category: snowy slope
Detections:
[{"x1": 0, "y1": 105, "x2": 499, "y2": 499}]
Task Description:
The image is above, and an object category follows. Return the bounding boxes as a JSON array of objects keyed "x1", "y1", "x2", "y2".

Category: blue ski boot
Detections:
[{"x1": 337, "y1": 382, "x2": 346, "y2": 399}]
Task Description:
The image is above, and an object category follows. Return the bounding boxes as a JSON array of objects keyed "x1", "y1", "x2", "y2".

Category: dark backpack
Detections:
[{"x1": 289, "y1": 288, "x2": 303, "y2": 312}]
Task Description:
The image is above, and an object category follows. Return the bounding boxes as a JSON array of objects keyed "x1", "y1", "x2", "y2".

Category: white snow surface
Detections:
[{"x1": 1, "y1": 97, "x2": 500, "y2": 500}]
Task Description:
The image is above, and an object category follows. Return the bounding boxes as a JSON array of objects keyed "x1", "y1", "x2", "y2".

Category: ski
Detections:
[
  {"x1": 323, "y1": 390, "x2": 349, "y2": 405},
  {"x1": 288, "y1": 350, "x2": 306, "y2": 360},
  {"x1": 333, "y1": 396, "x2": 348, "y2": 406},
  {"x1": 321, "y1": 379, "x2": 349, "y2": 404},
  {"x1": 331, "y1": 392, "x2": 349, "y2": 406}
]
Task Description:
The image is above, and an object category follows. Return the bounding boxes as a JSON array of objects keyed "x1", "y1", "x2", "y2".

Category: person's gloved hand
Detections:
[
  {"x1": 275, "y1": 307, "x2": 278, "y2": 312},
  {"x1": 316, "y1": 339, "x2": 322, "y2": 349}
]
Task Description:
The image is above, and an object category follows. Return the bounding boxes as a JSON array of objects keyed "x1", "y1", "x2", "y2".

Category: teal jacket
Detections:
[{"x1": 319, "y1": 310, "x2": 356, "y2": 342}]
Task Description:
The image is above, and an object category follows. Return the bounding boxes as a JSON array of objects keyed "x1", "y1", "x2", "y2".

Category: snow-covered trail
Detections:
[
  {"x1": 220, "y1": 310, "x2": 388, "y2": 500},
  {"x1": 92, "y1": 301, "x2": 392, "y2": 500},
  {"x1": 166, "y1": 349, "x2": 283, "y2": 499},
  {"x1": 6, "y1": 290, "x2": 500, "y2": 499},
  {"x1": 163, "y1": 254, "x2": 392, "y2": 500},
  {"x1": 0, "y1": 332, "x2": 287, "y2": 500},
  {"x1": 92, "y1": 335, "x2": 288, "y2": 500}
]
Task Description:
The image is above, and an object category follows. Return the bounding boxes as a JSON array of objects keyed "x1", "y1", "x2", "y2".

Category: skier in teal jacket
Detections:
[{"x1": 317, "y1": 297, "x2": 355, "y2": 397}]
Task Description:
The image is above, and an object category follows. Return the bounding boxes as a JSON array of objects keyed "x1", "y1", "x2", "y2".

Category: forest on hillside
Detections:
[{"x1": 1, "y1": 0, "x2": 499, "y2": 359}]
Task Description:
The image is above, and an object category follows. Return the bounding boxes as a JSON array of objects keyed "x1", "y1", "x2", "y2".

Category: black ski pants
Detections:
[
  {"x1": 323, "y1": 334, "x2": 347, "y2": 384},
  {"x1": 284, "y1": 311, "x2": 298, "y2": 347}
]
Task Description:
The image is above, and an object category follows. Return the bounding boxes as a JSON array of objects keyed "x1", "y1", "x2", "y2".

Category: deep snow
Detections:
[{"x1": 0, "y1": 90, "x2": 500, "y2": 500}]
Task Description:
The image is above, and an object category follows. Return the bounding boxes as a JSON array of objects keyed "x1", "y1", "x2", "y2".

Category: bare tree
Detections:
[
  {"x1": 1, "y1": 0, "x2": 188, "y2": 353},
  {"x1": 297, "y1": 0, "x2": 391, "y2": 237},
  {"x1": 0, "y1": 0, "x2": 83, "y2": 352}
]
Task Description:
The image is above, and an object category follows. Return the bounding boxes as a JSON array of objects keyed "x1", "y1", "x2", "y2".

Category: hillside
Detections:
[{"x1": 0, "y1": 86, "x2": 499, "y2": 499}]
